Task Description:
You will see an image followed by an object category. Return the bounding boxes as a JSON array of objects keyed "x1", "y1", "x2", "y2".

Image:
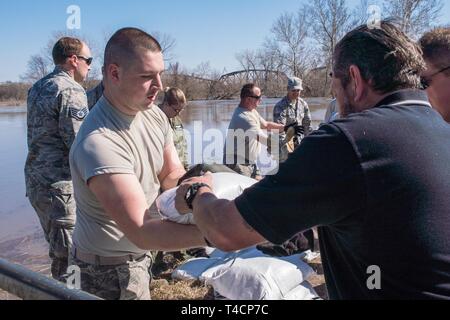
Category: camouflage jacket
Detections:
[
  {"x1": 169, "y1": 116, "x2": 189, "y2": 170},
  {"x1": 273, "y1": 96, "x2": 313, "y2": 146},
  {"x1": 87, "y1": 81, "x2": 104, "y2": 109},
  {"x1": 25, "y1": 66, "x2": 88, "y2": 192}
]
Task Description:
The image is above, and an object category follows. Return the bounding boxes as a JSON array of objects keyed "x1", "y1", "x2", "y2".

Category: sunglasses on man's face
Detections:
[
  {"x1": 248, "y1": 95, "x2": 262, "y2": 100},
  {"x1": 420, "y1": 65, "x2": 450, "y2": 90},
  {"x1": 170, "y1": 104, "x2": 184, "y2": 115},
  {"x1": 76, "y1": 55, "x2": 93, "y2": 66}
]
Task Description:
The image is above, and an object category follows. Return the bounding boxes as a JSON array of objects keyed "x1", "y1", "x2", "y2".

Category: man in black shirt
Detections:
[{"x1": 175, "y1": 21, "x2": 450, "y2": 299}]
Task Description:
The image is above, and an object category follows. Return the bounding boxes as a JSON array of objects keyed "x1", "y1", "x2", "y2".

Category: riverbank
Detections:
[
  {"x1": 0, "y1": 230, "x2": 327, "y2": 300},
  {"x1": 0, "y1": 100, "x2": 25, "y2": 107}
]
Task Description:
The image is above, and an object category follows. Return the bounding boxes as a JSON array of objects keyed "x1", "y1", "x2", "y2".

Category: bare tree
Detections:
[
  {"x1": 382, "y1": 0, "x2": 444, "y2": 38},
  {"x1": 20, "y1": 55, "x2": 50, "y2": 83},
  {"x1": 257, "y1": 46, "x2": 284, "y2": 73},
  {"x1": 152, "y1": 31, "x2": 177, "y2": 62},
  {"x1": 269, "y1": 11, "x2": 310, "y2": 77},
  {"x1": 236, "y1": 50, "x2": 259, "y2": 72},
  {"x1": 307, "y1": 0, "x2": 352, "y2": 63},
  {"x1": 305, "y1": 0, "x2": 353, "y2": 95},
  {"x1": 351, "y1": 0, "x2": 378, "y2": 27}
]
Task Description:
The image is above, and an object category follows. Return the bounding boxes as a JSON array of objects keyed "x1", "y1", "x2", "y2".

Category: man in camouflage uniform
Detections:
[
  {"x1": 273, "y1": 77, "x2": 313, "y2": 162},
  {"x1": 24, "y1": 37, "x2": 91, "y2": 281},
  {"x1": 159, "y1": 88, "x2": 189, "y2": 170},
  {"x1": 153, "y1": 88, "x2": 191, "y2": 273},
  {"x1": 269, "y1": 77, "x2": 316, "y2": 255},
  {"x1": 169, "y1": 115, "x2": 189, "y2": 170}
]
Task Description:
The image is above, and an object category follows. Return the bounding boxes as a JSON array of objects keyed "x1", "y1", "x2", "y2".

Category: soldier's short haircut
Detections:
[
  {"x1": 419, "y1": 27, "x2": 450, "y2": 71},
  {"x1": 104, "y1": 27, "x2": 162, "y2": 71},
  {"x1": 162, "y1": 87, "x2": 186, "y2": 106},
  {"x1": 240, "y1": 83, "x2": 257, "y2": 100},
  {"x1": 52, "y1": 37, "x2": 83, "y2": 65},
  {"x1": 333, "y1": 20, "x2": 425, "y2": 94}
]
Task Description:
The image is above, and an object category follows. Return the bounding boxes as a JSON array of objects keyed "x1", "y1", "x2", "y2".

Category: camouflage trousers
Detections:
[
  {"x1": 69, "y1": 254, "x2": 152, "y2": 300},
  {"x1": 27, "y1": 183, "x2": 75, "y2": 282}
]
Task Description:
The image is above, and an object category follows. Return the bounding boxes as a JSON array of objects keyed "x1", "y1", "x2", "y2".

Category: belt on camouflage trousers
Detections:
[{"x1": 71, "y1": 247, "x2": 147, "y2": 266}]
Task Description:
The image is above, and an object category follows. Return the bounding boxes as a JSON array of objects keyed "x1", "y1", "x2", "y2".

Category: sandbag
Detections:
[
  {"x1": 156, "y1": 172, "x2": 257, "y2": 224},
  {"x1": 172, "y1": 247, "x2": 317, "y2": 300}
]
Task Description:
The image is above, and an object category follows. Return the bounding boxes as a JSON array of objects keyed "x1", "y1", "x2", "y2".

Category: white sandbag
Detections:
[
  {"x1": 172, "y1": 246, "x2": 316, "y2": 300},
  {"x1": 282, "y1": 281, "x2": 320, "y2": 300},
  {"x1": 205, "y1": 255, "x2": 315, "y2": 300},
  {"x1": 172, "y1": 246, "x2": 267, "y2": 281},
  {"x1": 156, "y1": 172, "x2": 257, "y2": 224}
]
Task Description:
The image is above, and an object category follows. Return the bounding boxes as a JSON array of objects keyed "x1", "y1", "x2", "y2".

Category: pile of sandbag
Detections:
[
  {"x1": 157, "y1": 171, "x2": 320, "y2": 300},
  {"x1": 172, "y1": 247, "x2": 320, "y2": 300}
]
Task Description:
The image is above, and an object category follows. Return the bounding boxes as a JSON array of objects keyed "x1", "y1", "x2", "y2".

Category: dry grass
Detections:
[{"x1": 151, "y1": 279, "x2": 214, "y2": 300}]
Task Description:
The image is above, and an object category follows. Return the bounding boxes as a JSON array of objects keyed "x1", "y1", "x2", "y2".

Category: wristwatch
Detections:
[{"x1": 185, "y1": 183, "x2": 211, "y2": 210}]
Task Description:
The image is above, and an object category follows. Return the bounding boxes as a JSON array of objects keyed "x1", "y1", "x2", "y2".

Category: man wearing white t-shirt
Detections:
[
  {"x1": 69, "y1": 28, "x2": 206, "y2": 300},
  {"x1": 223, "y1": 84, "x2": 285, "y2": 178}
]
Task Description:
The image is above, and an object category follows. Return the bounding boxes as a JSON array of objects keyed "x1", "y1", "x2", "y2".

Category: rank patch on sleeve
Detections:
[{"x1": 69, "y1": 107, "x2": 89, "y2": 121}]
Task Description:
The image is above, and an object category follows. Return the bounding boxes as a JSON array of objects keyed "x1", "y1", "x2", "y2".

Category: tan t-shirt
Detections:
[
  {"x1": 223, "y1": 106, "x2": 268, "y2": 165},
  {"x1": 70, "y1": 96, "x2": 172, "y2": 257}
]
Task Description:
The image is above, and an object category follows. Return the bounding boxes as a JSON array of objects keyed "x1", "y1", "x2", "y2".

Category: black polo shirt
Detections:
[{"x1": 235, "y1": 90, "x2": 450, "y2": 300}]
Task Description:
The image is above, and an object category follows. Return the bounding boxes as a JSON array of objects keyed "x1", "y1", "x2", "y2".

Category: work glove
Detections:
[
  {"x1": 294, "y1": 125, "x2": 305, "y2": 136},
  {"x1": 284, "y1": 122, "x2": 298, "y2": 132}
]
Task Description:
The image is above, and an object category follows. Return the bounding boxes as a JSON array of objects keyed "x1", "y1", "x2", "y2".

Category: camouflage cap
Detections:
[{"x1": 288, "y1": 77, "x2": 303, "y2": 91}]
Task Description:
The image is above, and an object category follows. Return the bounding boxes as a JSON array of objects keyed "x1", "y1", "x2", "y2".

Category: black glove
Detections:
[
  {"x1": 177, "y1": 164, "x2": 236, "y2": 186},
  {"x1": 294, "y1": 125, "x2": 305, "y2": 136},
  {"x1": 284, "y1": 122, "x2": 298, "y2": 132}
]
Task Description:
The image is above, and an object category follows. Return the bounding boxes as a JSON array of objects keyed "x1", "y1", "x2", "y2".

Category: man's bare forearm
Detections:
[
  {"x1": 160, "y1": 168, "x2": 186, "y2": 191},
  {"x1": 266, "y1": 121, "x2": 285, "y2": 132},
  {"x1": 192, "y1": 189, "x2": 263, "y2": 251},
  {"x1": 135, "y1": 219, "x2": 206, "y2": 251}
]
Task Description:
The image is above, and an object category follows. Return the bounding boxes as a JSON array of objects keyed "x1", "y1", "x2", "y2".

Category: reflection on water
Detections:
[
  {"x1": 0, "y1": 111, "x2": 39, "y2": 243},
  {"x1": 0, "y1": 98, "x2": 330, "y2": 265},
  {"x1": 181, "y1": 98, "x2": 329, "y2": 164}
]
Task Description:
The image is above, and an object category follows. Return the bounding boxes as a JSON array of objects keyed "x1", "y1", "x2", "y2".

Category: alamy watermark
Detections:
[
  {"x1": 66, "y1": 5, "x2": 81, "y2": 30},
  {"x1": 182, "y1": 121, "x2": 280, "y2": 176},
  {"x1": 367, "y1": 5, "x2": 382, "y2": 30},
  {"x1": 66, "y1": 265, "x2": 81, "y2": 290},
  {"x1": 367, "y1": 265, "x2": 382, "y2": 290}
]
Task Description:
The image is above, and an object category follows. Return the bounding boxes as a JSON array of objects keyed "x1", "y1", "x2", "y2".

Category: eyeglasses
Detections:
[
  {"x1": 420, "y1": 65, "x2": 450, "y2": 90},
  {"x1": 170, "y1": 104, "x2": 184, "y2": 115},
  {"x1": 248, "y1": 95, "x2": 262, "y2": 100},
  {"x1": 76, "y1": 55, "x2": 93, "y2": 66}
]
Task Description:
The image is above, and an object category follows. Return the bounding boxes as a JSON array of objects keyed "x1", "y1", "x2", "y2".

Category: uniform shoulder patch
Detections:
[{"x1": 69, "y1": 107, "x2": 89, "y2": 121}]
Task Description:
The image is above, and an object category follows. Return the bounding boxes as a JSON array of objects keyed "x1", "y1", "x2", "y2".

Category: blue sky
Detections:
[{"x1": 0, "y1": 0, "x2": 449, "y2": 82}]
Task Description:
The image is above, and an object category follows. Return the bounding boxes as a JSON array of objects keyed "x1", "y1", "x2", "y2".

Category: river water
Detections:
[{"x1": 0, "y1": 98, "x2": 330, "y2": 271}]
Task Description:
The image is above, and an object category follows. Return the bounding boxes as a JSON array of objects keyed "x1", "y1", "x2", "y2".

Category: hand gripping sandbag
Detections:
[{"x1": 156, "y1": 172, "x2": 257, "y2": 224}]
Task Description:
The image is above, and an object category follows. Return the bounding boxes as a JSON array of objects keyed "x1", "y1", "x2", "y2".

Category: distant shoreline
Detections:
[{"x1": 0, "y1": 100, "x2": 25, "y2": 107}]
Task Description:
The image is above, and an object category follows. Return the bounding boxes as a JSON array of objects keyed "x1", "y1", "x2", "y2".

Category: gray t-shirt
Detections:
[
  {"x1": 70, "y1": 96, "x2": 172, "y2": 257},
  {"x1": 223, "y1": 106, "x2": 268, "y2": 165}
]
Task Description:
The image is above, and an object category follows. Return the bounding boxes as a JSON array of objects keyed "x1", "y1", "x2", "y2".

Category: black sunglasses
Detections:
[
  {"x1": 76, "y1": 55, "x2": 93, "y2": 66},
  {"x1": 420, "y1": 65, "x2": 450, "y2": 90},
  {"x1": 170, "y1": 104, "x2": 184, "y2": 115},
  {"x1": 248, "y1": 95, "x2": 262, "y2": 100}
]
